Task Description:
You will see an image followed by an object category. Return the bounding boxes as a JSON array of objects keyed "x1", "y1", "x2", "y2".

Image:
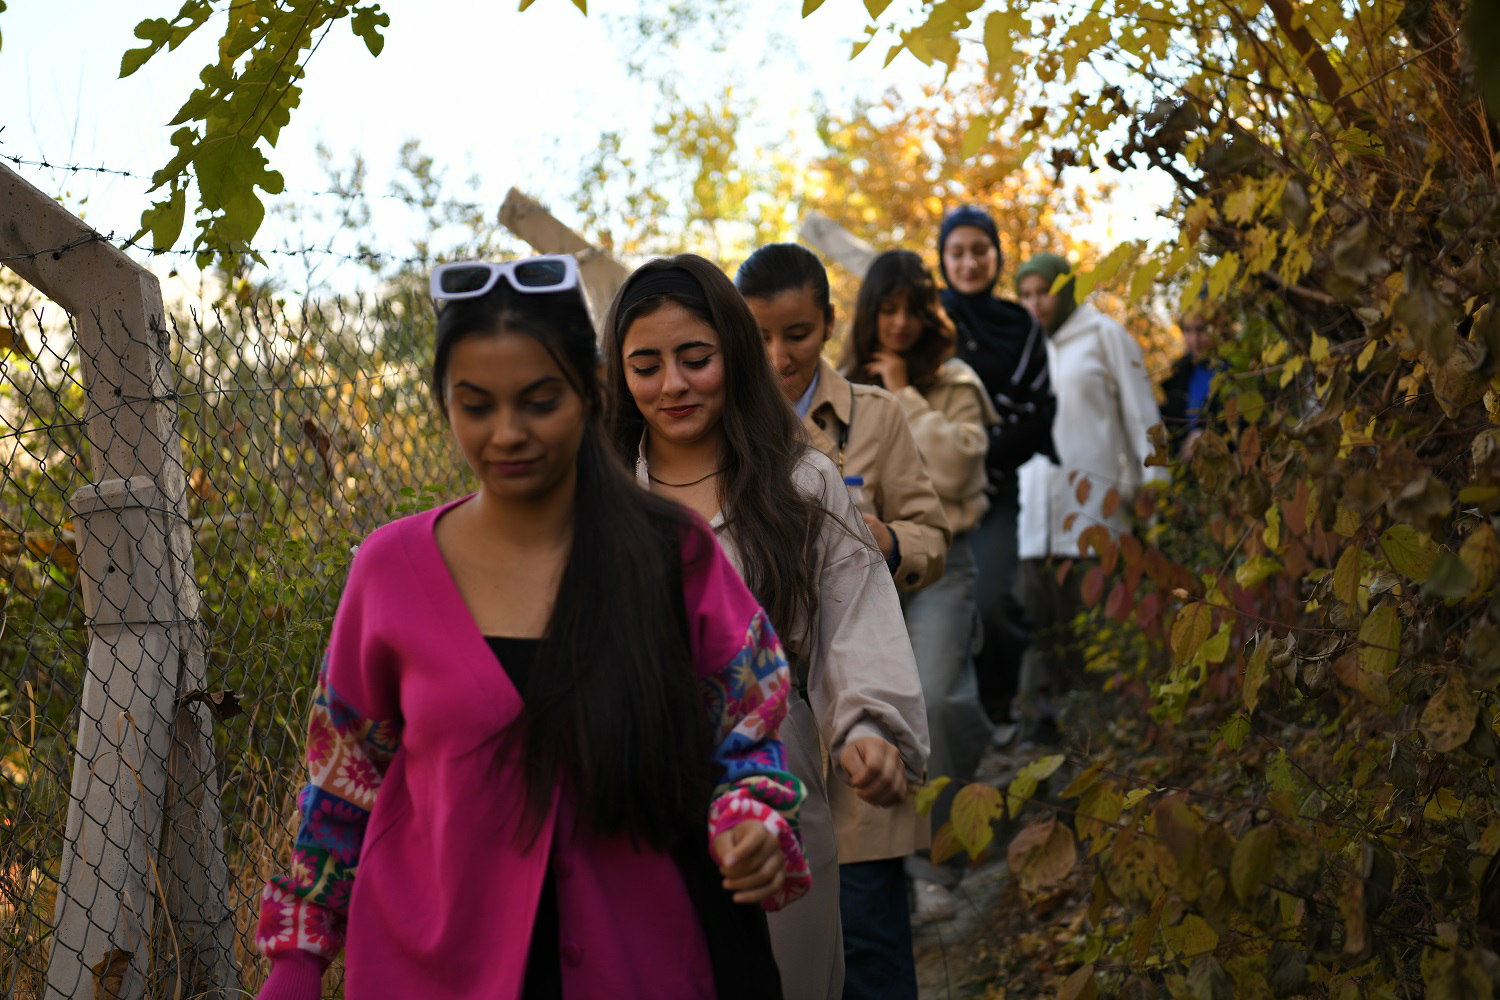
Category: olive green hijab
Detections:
[{"x1": 1014, "y1": 253, "x2": 1077, "y2": 334}]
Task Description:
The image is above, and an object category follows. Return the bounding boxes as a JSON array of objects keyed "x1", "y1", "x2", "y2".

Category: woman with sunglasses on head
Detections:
[
  {"x1": 845, "y1": 249, "x2": 998, "y2": 928},
  {"x1": 938, "y1": 206, "x2": 1056, "y2": 729},
  {"x1": 253, "y1": 256, "x2": 810, "y2": 1000},
  {"x1": 604, "y1": 254, "x2": 930, "y2": 1000}
]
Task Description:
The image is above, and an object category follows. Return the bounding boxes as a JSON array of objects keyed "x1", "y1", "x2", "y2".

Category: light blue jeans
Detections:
[{"x1": 901, "y1": 534, "x2": 994, "y2": 885}]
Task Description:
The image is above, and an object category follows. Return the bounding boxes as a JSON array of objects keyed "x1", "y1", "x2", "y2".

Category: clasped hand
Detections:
[
  {"x1": 712, "y1": 821, "x2": 785, "y2": 905},
  {"x1": 839, "y1": 736, "x2": 908, "y2": 807}
]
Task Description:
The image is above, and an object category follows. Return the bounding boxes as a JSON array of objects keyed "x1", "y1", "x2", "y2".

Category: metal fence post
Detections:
[{"x1": 0, "y1": 163, "x2": 237, "y2": 998}]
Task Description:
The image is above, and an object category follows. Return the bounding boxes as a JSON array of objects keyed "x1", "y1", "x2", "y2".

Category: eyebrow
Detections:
[
  {"x1": 626, "y1": 340, "x2": 716, "y2": 359},
  {"x1": 451, "y1": 375, "x2": 562, "y2": 395}
]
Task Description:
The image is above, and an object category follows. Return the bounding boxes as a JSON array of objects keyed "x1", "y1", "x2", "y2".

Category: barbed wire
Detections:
[
  {"x1": 0, "y1": 230, "x2": 442, "y2": 269},
  {"x1": 2, "y1": 152, "x2": 498, "y2": 205}
]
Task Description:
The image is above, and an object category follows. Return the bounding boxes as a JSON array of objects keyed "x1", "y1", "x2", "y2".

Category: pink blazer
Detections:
[{"x1": 254, "y1": 499, "x2": 809, "y2": 1000}]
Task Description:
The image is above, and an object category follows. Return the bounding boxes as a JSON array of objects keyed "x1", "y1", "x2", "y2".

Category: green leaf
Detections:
[
  {"x1": 982, "y1": 9, "x2": 1014, "y2": 69},
  {"x1": 121, "y1": 43, "x2": 158, "y2": 79},
  {"x1": 864, "y1": 0, "x2": 894, "y2": 16},
  {"x1": 1358, "y1": 602, "x2": 1400, "y2": 677},
  {"x1": 802, "y1": 0, "x2": 826, "y2": 15},
  {"x1": 1231, "y1": 823, "x2": 1276, "y2": 902},
  {"x1": 1421, "y1": 547, "x2": 1475, "y2": 601},
  {"x1": 1235, "y1": 554, "x2": 1282, "y2": 588},
  {"x1": 571, "y1": 0, "x2": 586, "y2": 12},
  {"x1": 519, "y1": 0, "x2": 538, "y2": 10},
  {"x1": 960, "y1": 114, "x2": 991, "y2": 159},
  {"x1": 1215, "y1": 712, "x2": 1250, "y2": 750},
  {"x1": 914, "y1": 775, "x2": 951, "y2": 816},
  {"x1": 351, "y1": 5, "x2": 391, "y2": 57},
  {"x1": 1381, "y1": 523, "x2": 1437, "y2": 581},
  {"x1": 138, "y1": 184, "x2": 187, "y2": 253}
]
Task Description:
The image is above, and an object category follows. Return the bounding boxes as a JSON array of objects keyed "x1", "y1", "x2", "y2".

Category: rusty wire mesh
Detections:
[{"x1": 0, "y1": 280, "x2": 468, "y2": 998}]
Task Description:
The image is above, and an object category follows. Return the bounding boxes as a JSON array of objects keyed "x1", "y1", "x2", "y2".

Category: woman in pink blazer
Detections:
[{"x1": 254, "y1": 255, "x2": 810, "y2": 1000}]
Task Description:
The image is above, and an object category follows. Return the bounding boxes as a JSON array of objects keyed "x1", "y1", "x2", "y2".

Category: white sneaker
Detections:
[{"x1": 911, "y1": 879, "x2": 959, "y2": 925}]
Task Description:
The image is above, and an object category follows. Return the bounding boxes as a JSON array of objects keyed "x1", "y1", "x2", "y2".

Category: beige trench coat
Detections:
[
  {"x1": 636, "y1": 444, "x2": 930, "y2": 1000},
  {"x1": 801, "y1": 359, "x2": 943, "y2": 863},
  {"x1": 802, "y1": 357, "x2": 952, "y2": 592},
  {"x1": 892, "y1": 358, "x2": 999, "y2": 536}
]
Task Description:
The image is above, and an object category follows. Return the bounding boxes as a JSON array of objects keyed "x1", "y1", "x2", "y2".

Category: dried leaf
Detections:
[
  {"x1": 1460, "y1": 524, "x2": 1500, "y2": 598},
  {"x1": 1421, "y1": 672, "x2": 1478, "y2": 753},
  {"x1": 93, "y1": 949, "x2": 133, "y2": 1000},
  {"x1": 1058, "y1": 964, "x2": 1099, "y2": 1000},
  {"x1": 1007, "y1": 816, "x2": 1078, "y2": 893},
  {"x1": 1171, "y1": 602, "x2": 1213, "y2": 664},
  {"x1": 1231, "y1": 823, "x2": 1276, "y2": 902}
]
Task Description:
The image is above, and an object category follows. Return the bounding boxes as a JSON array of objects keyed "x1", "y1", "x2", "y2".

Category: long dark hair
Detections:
[
  {"x1": 602, "y1": 254, "x2": 823, "y2": 640},
  {"x1": 845, "y1": 249, "x2": 954, "y2": 392},
  {"x1": 432, "y1": 282, "x2": 711, "y2": 851}
]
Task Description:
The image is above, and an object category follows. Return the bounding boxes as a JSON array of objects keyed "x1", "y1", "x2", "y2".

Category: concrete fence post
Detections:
[
  {"x1": 798, "y1": 210, "x2": 878, "y2": 278},
  {"x1": 498, "y1": 188, "x2": 629, "y2": 330},
  {"x1": 0, "y1": 162, "x2": 237, "y2": 999}
]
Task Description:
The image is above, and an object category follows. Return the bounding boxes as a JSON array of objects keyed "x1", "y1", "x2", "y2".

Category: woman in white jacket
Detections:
[{"x1": 1013, "y1": 254, "x2": 1168, "y2": 744}]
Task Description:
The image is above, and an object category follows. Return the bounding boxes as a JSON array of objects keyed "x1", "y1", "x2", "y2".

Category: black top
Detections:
[{"x1": 484, "y1": 636, "x2": 559, "y2": 1000}]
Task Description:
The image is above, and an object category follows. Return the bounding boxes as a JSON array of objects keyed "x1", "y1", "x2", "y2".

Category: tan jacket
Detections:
[
  {"x1": 636, "y1": 445, "x2": 931, "y2": 968},
  {"x1": 802, "y1": 357, "x2": 952, "y2": 592},
  {"x1": 893, "y1": 358, "x2": 999, "y2": 536}
]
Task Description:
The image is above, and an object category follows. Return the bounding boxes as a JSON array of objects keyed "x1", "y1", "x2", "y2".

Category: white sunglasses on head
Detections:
[{"x1": 429, "y1": 255, "x2": 581, "y2": 301}]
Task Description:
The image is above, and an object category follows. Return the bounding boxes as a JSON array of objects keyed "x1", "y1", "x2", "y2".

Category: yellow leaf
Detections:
[
  {"x1": 1459, "y1": 524, "x2": 1500, "y2": 597},
  {"x1": 951, "y1": 782, "x2": 1004, "y2": 857},
  {"x1": 1162, "y1": 913, "x2": 1219, "y2": 957},
  {"x1": 1058, "y1": 964, "x2": 1099, "y2": 1000},
  {"x1": 960, "y1": 114, "x2": 991, "y2": 159},
  {"x1": 1231, "y1": 823, "x2": 1276, "y2": 902},
  {"x1": 1358, "y1": 602, "x2": 1400, "y2": 676},
  {"x1": 1381, "y1": 524, "x2": 1438, "y2": 581},
  {"x1": 1310, "y1": 333, "x2": 1330, "y2": 362},
  {"x1": 1333, "y1": 544, "x2": 1362, "y2": 610},
  {"x1": 1235, "y1": 554, "x2": 1283, "y2": 588},
  {"x1": 1421, "y1": 672, "x2": 1478, "y2": 753},
  {"x1": 1171, "y1": 602, "x2": 1213, "y2": 664},
  {"x1": 1357, "y1": 339, "x2": 1378, "y2": 371},
  {"x1": 914, "y1": 775, "x2": 951, "y2": 816},
  {"x1": 1077, "y1": 781, "x2": 1124, "y2": 845},
  {"x1": 1243, "y1": 636, "x2": 1271, "y2": 712}
]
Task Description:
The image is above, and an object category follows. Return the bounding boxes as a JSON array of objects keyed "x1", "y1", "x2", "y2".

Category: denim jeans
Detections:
[{"x1": 838, "y1": 858, "x2": 917, "y2": 1000}]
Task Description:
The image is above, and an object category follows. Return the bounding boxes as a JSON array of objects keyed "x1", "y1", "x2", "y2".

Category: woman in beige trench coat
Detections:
[{"x1": 603, "y1": 254, "x2": 931, "y2": 1000}]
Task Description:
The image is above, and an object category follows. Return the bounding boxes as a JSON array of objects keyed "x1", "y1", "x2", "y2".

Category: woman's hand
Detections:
[
  {"x1": 839, "y1": 737, "x2": 909, "y2": 807},
  {"x1": 861, "y1": 513, "x2": 896, "y2": 559},
  {"x1": 712, "y1": 820, "x2": 785, "y2": 905},
  {"x1": 865, "y1": 350, "x2": 910, "y2": 392}
]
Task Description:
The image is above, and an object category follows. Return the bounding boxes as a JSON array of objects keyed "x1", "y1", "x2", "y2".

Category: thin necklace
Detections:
[{"x1": 647, "y1": 468, "x2": 724, "y2": 489}]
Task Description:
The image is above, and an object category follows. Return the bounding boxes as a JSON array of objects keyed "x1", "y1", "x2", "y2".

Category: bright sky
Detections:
[{"x1": 2, "y1": 1, "x2": 1175, "y2": 296}]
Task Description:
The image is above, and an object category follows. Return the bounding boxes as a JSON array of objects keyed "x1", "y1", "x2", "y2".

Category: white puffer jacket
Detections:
[{"x1": 1018, "y1": 302, "x2": 1168, "y2": 560}]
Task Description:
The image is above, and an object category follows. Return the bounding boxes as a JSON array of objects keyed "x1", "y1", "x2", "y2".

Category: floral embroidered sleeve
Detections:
[
  {"x1": 254, "y1": 657, "x2": 402, "y2": 976},
  {"x1": 701, "y1": 609, "x2": 812, "y2": 910}
]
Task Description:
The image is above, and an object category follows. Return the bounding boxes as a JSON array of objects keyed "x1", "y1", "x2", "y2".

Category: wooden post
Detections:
[
  {"x1": 498, "y1": 188, "x2": 629, "y2": 329},
  {"x1": 798, "y1": 210, "x2": 878, "y2": 278},
  {"x1": 0, "y1": 162, "x2": 237, "y2": 999}
]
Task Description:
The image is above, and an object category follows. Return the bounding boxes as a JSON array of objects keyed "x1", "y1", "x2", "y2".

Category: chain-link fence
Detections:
[{"x1": 1, "y1": 265, "x2": 467, "y2": 996}]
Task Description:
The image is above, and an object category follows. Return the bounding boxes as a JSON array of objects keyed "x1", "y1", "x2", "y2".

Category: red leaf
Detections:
[
  {"x1": 1105, "y1": 581, "x2": 1130, "y2": 621},
  {"x1": 1136, "y1": 590, "x2": 1162, "y2": 633},
  {"x1": 1100, "y1": 539, "x2": 1120, "y2": 576},
  {"x1": 1081, "y1": 566, "x2": 1107, "y2": 607},
  {"x1": 1101, "y1": 487, "x2": 1121, "y2": 518},
  {"x1": 1076, "y1": 476, "x2": 1094, "y2": 505},
  {"x1": 1055, "y1": 558, "x2": 1075, "y2": 586},
  {"x1": 1119, "y1": 534, "x2": 1143, "y2": 564}
]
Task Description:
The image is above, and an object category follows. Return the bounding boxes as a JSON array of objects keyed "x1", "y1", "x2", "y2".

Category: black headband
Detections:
[{"x1": 616, "y1": 268, "x2": 708, "y2": 327}]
